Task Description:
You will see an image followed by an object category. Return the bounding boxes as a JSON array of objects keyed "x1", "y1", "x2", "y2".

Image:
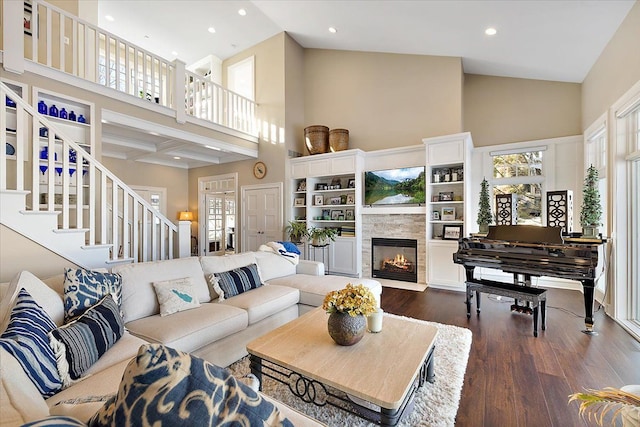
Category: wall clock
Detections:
[{"x1": 253, "y1": 161, "x2": 267, "y2": 179}]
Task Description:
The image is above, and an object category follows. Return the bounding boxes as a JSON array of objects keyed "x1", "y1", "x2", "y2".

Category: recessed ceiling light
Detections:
[
  {"x1": 171, "y1": 51, "x2": 178, "y2": 56},
  {"x1": 485, "y1": 27, "x2": 497, "y2": 36},
  {"x1": 238, "y1": 8, "x2": 247, "y2": 16},
  {"x1": 208, "y1": 27, "x2": 216, "y2": 34},
  {"x1": 105, "y1": 15, "x2": 114, "y2": 22},
  {"x1": 173, "y1": 156, "x2": 181, "y2": 160},
  {"x1": 328, "y1": 27, "x2": 337, "y2": 34},
  {"x1": 205, "y1": 145, "x2": 221, "y2": 151}
]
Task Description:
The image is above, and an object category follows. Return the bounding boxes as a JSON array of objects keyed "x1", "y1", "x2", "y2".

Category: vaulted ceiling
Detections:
[{"x1": 95, "y1": 0, "x2": 635, "y2": 168}]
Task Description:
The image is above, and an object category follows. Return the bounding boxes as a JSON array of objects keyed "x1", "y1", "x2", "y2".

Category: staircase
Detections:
[{"x1": 1, "y1": 82, "x2": 187, "y2": 269}]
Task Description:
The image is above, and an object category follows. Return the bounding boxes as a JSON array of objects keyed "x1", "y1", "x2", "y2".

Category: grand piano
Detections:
[{"x1": 453, "y1": 225, "x2": 605, "y2": 334}]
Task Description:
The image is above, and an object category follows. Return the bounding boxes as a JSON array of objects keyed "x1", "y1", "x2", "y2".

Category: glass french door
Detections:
[{"x1": 204, "y1": 192, "x2": 235, "y2": 255}]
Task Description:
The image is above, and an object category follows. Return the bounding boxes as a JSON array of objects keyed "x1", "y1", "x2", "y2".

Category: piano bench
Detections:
[{"x1": 465, "y1": 279, "x2": 547, "y2": 337}]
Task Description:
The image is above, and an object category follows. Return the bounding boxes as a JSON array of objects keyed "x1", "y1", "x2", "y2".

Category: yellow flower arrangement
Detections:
[{"x1": 322, "y1": 283, "x2": 377, "y2": 317}]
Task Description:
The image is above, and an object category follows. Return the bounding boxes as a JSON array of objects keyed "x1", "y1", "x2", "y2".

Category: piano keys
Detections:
[{"x1": 453, "y1": 225, "x2": 605, "y2": 333}]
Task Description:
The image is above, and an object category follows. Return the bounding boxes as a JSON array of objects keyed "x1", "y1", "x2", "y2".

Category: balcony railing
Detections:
[{"x1": 3, "y1": 0, "x2": 257, "y2": 137}]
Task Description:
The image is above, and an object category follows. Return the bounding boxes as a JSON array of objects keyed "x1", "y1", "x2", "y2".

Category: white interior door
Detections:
[{"x1": 242, "y1": 183, "x2": 282, "y2": 252}]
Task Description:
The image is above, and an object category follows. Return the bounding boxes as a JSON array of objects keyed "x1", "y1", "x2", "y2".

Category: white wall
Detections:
[{"x1": 470, "y1": 135, "x2": 584, "y2": 233}]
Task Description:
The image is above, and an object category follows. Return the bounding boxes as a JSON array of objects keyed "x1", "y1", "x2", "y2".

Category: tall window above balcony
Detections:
[
  {"x1": 228, "y1": 56, "x2": 255, "y2": 101},
  {"x1": 491, "y1": 149, "x2": 545, "y2": 226}
]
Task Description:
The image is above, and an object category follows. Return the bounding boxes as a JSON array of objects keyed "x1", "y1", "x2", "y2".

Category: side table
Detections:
[{"x1": 309, "y1": 244, "x2": 330, "y2": 274}]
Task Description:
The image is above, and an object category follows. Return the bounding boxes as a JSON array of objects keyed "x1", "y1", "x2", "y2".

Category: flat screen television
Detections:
[{"x1": 364, "y1": 167, "x2": 426, "y2": 205}]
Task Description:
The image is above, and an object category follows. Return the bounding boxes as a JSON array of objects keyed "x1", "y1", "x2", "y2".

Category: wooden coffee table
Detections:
[{"x1": 247, "y1": 307, "x2": 438, "y2": 426}]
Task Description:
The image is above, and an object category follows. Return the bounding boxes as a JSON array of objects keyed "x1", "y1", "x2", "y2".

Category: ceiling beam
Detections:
[{"x1": 101, "y1": 135, "x2": 157, "y2": 152}]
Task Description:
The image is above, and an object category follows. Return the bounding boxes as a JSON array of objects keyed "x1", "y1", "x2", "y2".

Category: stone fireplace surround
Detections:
[{"x1": 362, "y1": 213, "x2": 426, "y2": 284}]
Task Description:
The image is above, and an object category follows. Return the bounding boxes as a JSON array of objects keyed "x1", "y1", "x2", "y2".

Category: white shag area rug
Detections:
[{"x1": 228, "y1": 315, "x2": 472, "y2": 427}]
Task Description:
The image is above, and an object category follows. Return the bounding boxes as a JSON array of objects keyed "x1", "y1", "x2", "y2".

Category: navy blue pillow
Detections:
[
  {"x1": 63, "y1": 268, "x2": 122, "y2": 321},
  {"x1": 50, "y1": 294, "x2": 124, "y2": 381},
  {"x1": 88, "y1": 344, "x2": 293, "y2": 427},
  {"x1": 214, "y1": 263, "x2": 262, "y2": 299},
  {"x1": 0, "y1": 288, "x2": 62, "y2": 397}
]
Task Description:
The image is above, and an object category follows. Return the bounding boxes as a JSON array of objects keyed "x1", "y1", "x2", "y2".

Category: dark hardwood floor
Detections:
[{"x1": 380, "y1": 286, "x2": 640, "y2": 426}]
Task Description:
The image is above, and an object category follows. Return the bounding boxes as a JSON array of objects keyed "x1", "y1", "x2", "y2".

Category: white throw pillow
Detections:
[
  {"x1": 152, "y1": 278, "x2": 200, "y2": 316},
  {"x1": 0, "y1": 271, "x2": 64, "y2": 332}
]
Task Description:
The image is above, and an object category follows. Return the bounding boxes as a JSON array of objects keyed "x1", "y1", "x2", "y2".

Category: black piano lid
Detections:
[{"x1": 486, "y1": 225, "x2": 563, "y2": 244}]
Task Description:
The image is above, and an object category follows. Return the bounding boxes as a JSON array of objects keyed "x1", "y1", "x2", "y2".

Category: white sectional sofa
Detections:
[{"x1": 0, "y1": 250, "x2": 382, "y2": 426}]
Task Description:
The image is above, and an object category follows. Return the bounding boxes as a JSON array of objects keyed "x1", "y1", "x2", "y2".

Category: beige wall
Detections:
[
  {"x1": 582, "y1": 1, "x2": 640, "y2": 128},
  {"x1": 284, "y1": 33, "x2": 306, "y2": 156},
  {"x1": 0, "y1": 225, "x2": 77, "y2": 283},
  {"x1": 463, "y1": 74, "x2": 582, "y2": 147},
  {"x1": 188, "y1": 33, "x2": 290, "y2": 248},
  {"x1": 101, "y1": 158, "x2": 189, "y2": 221},
  {"x1": 303, "y1": 50, "x2": 463, "y2": 152}
]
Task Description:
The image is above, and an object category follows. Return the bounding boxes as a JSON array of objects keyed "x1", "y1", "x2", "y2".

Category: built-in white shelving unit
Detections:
[
  {"x1": 288, "y1": 149, "x2": 365, "y2": 277},
  {"x1": 423, "y1": 132, "x2": 473, "y2": 291}
]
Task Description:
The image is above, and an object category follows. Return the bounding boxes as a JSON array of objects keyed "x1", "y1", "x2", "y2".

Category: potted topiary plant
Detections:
[
  {"x1": 580, "y1": 165, "x2": 603, "y2": 238},
  {"x1": 284, "y1": 221, "x2": 309, "y2": 243},
  {"x1": 309, "y1": 226, "x2": 338, "y2": 246},
  {"x1": 477, "y1": 178, "x2": 493, "y2": 234}
]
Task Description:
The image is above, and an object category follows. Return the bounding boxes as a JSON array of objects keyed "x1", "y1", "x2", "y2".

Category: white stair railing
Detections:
[
  {"x1": 13, "y1": 0, "x2": 257, "y2": 136},
  {"x1": 1, "y1": 82, "x2": 182, "y2": 264}
]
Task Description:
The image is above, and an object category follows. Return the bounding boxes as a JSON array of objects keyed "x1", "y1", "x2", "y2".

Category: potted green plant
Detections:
[
  {"x1": 477, "y1": 178, "x2": 493, "y2": 234},
  {"x1": 309, "y1": 226, "x2": 338, "y2": 246},
  {"x1": 284, "y1": 221, "x2": 309, "y2": 243},
  {"x1": 580, "y1": 165, "x2": 603, "y2": 237},
  {"x1": 569, "y1": 386, "x2": 640, "y2": 426}
]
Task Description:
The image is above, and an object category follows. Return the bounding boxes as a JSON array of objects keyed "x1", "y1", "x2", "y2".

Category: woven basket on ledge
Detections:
[
  {"x1": 329, "y1": 128, "x2": 349, "y2": 152},
  {"x1": 304, "y1": 125, "x2": 329, "y2": 155}
]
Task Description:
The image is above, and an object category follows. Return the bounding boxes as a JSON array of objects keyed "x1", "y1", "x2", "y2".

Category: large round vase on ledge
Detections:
[
  {"x1": 304, "y1": 125, "x2": 329, "y2": 155},
  {"x1": 327, "y1": 312, "x2": 366, "y2": 346}
]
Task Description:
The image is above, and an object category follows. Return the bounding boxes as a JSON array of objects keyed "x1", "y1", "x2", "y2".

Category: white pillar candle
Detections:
[{"x1": 367, "y1": 308, "x2": 384, "y2": 333}]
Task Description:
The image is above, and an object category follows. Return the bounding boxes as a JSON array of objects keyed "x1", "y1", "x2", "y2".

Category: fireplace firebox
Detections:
[{"x1": 371, "y1": 238, "x2": 418, "y2": 283}]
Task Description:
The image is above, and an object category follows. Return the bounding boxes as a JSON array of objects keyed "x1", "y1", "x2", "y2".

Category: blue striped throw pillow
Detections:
[
  {"x1": 0, "y1": 288, "x2": 62, "y2": 397},
  {"x1": 50, "y1": 294, "x2": 124, "y2": 381},
  {"x1": 214, "y1": 263, "x2": 263, "y2": 299},
  {"x1": 21, "y1": 415, "x2": 87, "y2": 426}
]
